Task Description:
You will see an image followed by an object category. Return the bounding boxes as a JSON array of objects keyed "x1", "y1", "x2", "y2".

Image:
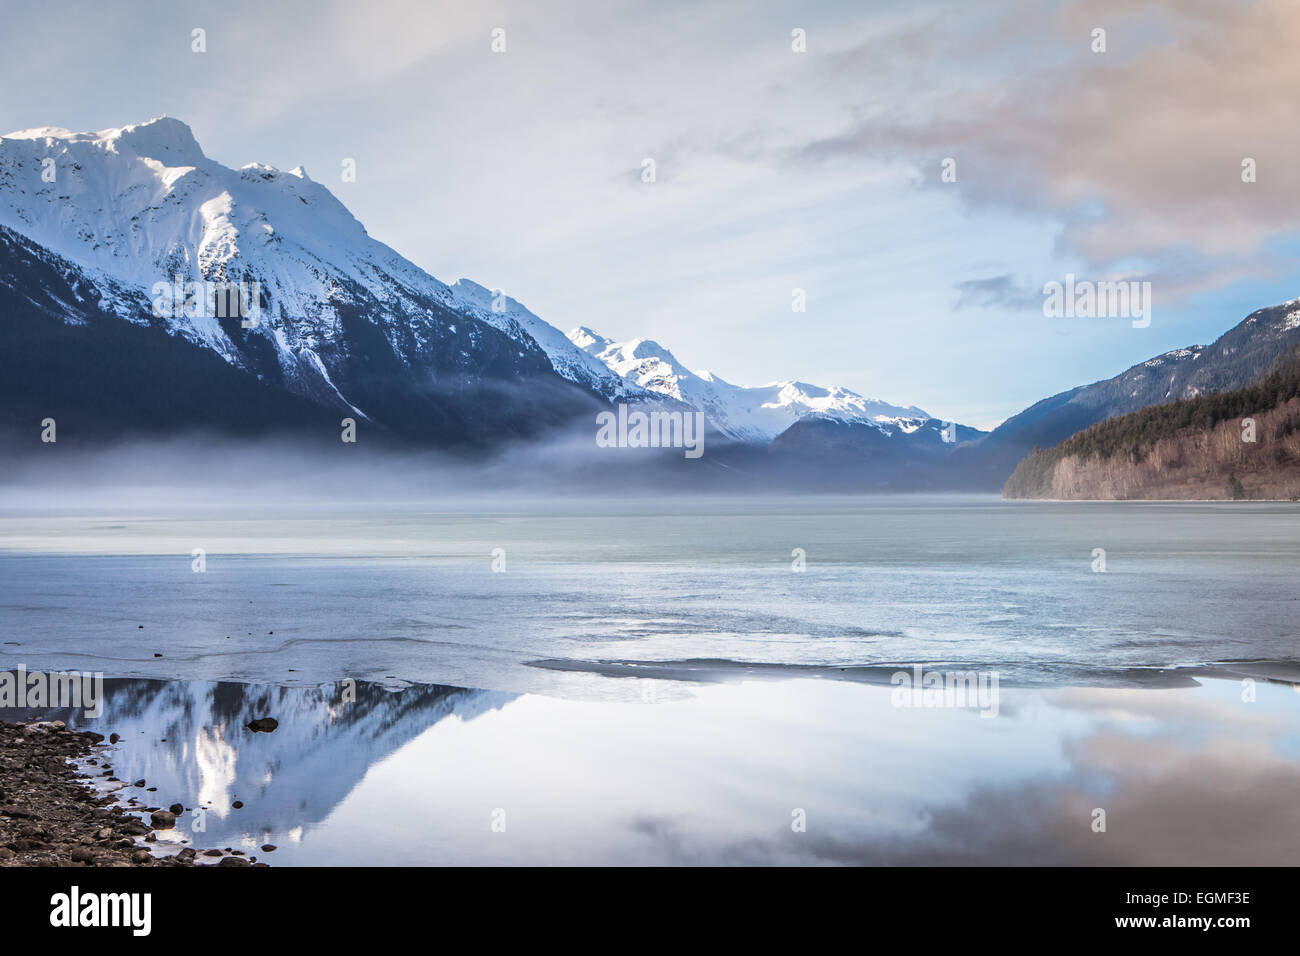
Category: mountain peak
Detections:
[
  {"x1": 106, "y1": 116, "x2": 205, "y2": 163},
  {"x1": 2, "y1": 116, "x2": 207, "y2": 166},
  {"x1": 568, "y1": 326, "x2": 612, "y2": 352},
  {"x1": 625, "y1": 337, "x2": 676, "y2": 362},
  {"x1": 450, "y1": 277, "x2": 494, "y2": 302}
]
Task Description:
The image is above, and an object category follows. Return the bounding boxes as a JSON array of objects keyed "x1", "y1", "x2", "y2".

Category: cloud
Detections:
[
  {"x1": 788, "y1": 0, "x2": 1300, "y2": 294},
  {"x1": 953, "y1": 274, "x2": 1042, "y2": 311}
]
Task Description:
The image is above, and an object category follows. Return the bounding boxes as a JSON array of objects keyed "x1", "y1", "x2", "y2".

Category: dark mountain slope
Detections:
[
  {"x1": 948, "y1": 298, "x2": 1300, "y2": 489},
  {"x1": 1005, "y1": 348, "x2": 1300, "y2": 500},
  {"x1": 0, "y1": 225, "x2": 603, "y2": 453}
]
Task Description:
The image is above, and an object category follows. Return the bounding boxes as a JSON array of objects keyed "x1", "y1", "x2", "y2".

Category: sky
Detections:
[{"x1": 3, "y1": 0, "x2": 1300, "y2": 428}]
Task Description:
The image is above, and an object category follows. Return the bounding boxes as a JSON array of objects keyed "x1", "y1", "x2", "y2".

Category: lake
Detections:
[{"x1": 2, "y1": 495, "x2": 1298, "y2": 864}]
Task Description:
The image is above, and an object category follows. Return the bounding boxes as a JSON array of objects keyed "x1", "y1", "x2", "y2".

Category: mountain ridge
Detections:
[
  {"x1": 1003, "y1": 346, "x2": 1300, "y2": 500},
  {"x1": 567, "y1": 325, "x2": 932, "y2": 444},
  {"x1": 12, "y1": 116, "x2": 1292, "y2": 490},
  {"x1": 947, "y1": 297, "x2": 1300, "y2": 489},
  {"x1": 0, "y1": 117, "x2": 950, "y2": 455}
]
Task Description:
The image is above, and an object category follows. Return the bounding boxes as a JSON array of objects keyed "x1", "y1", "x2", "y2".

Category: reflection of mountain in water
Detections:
[{"x1": 44, "y1": 678, "x2": 515, "y2": 850}]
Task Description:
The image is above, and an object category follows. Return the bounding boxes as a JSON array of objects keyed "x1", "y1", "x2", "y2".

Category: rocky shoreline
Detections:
[{"x1": 0, "y1": 720, "x2": 265, "y2": 867}]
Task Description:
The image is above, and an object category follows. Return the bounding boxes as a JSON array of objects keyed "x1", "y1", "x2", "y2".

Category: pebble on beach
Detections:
[{"x1": 149, "y1": 810, "x2": 177, "y2": 830}]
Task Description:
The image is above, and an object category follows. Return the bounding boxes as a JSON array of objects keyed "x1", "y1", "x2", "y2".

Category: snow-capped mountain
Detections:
[
  {"x1": 568, "y1": 326, "x2": 931, "y2": 444},
  {"x1": 0, "y1": 116, "x2": 949, "y2": 457},
  {"x1": 2, "y1": 118, "x2": 443, "y2": 370},
  {"x1": 0, "y1": 117, "x2": 611, "y2": 443}
]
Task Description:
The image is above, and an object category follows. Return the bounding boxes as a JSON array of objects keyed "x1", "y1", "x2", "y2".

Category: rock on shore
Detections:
[{"x1": 0, "y1": 720, "x2": 264, "y2": 867}]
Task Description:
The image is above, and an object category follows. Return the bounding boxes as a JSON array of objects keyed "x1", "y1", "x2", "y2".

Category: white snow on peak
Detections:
[
  {"x1": 567, "y1": 326, "x2": 613, "y2": 353},
  {"x1": 567, "y1": 327, "x2": 930, "y2": 443},
  {"x1": 0, "y1": 117, "x2": 482, "y2": 384},
  {"x1": 0, "y1": 117, "x2": 430, "y2": 304},
  {"x1": 4, "y1": 116, "x2": 207, "y2": 165}
]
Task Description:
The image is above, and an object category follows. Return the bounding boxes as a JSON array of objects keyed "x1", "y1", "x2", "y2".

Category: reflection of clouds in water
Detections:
[
  {"x1": 33, "y1": 674, "x2": 1300, "y2": 865},
  {"x1": 316, "y1": 676, "x2": 1298, "y2": 865},
  {"x1": 194, "y1": 723, "x2": 237, "y2": 819},
  {"x1": 879, "y1": 732, "x2": 1300, "y2": 867},
  {"x1": 639, "y1": 683, "x2": 1300, "y2": 866},
  {"x1": 1066, "y1": 732, "x2": 1300, "y2": 864},
  {"x1": 1055, "y1": 684, "x2": 1295, "y2": 733}
]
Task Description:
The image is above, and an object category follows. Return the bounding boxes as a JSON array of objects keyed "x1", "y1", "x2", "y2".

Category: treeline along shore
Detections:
[{"x1": 1004, "y1": 349, "x2": 1300, "y2": 501}]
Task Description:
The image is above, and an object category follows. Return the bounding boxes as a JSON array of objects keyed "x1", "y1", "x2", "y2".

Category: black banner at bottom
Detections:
[{"x1": 0, "y1": 864, "x2": 1275, "y2": 942}]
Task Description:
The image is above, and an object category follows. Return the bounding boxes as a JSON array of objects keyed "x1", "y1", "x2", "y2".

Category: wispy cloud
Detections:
[
  {"x1": 953, "y1": 275, "x2": 1042, "y2": 311},
  {"x1": 783, "y1": 0, "x2": 1300, "y2": 297}
]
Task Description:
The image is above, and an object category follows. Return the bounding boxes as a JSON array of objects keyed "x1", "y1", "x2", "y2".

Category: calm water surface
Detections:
[{"x1": 24, "y1": 675, "x2": 1300, "y2": 865}]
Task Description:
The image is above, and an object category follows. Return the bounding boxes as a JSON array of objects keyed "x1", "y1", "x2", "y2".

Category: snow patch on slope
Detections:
[{"x1": 447, "y1": 280, "x2": 644, "y2": 401}]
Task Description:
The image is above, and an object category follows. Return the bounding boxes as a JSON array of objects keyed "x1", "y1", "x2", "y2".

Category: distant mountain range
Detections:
[
  {"x1": 0, "y1": 117, "x2": 958, "y2": 467},
  {"x1": 2, "y1": 117, "x2": 1299, "y2": 492},
  {"x1": 567, "y1": 326, "x2": 931, "y2": 444}
]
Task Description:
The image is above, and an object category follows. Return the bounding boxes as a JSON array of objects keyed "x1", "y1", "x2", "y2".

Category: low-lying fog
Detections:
[{"x1": 0, "y1": 432, "x2": 779, "y2": 511}]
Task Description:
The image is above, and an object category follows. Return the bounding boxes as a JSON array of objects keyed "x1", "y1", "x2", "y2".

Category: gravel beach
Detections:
[{"x1": 0, "y1": 719, "x2": 264, "y2": 867}]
